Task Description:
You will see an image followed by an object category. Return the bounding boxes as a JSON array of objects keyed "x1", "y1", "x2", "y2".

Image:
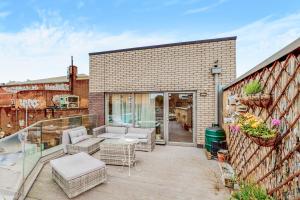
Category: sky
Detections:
[{"x1": 0, "y1": 0, "x2": 299, "y2": 83}]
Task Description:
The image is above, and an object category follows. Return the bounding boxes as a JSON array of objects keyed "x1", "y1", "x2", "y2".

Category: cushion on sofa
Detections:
[
  {"x1": 69, "y1": 128, "x2": 88, "y2": 144},
  {"x1": 98, "y1": 133, "x2": 124, "y2": 139},
  {"x1": 71, "y1": 135, "x2": 89, "y2": 144},
  {"x1": 138, "y1": 139, "x2": 148, "y2": 143},
  {"x1": 125, "y1": 133, "x2": 148, "y2": 139},
  {"x1": 127, "y1": 127, "x2": 151, "y2": 135},
  {"x1": 50, "y1": 152, "x2": 105, "y2": 181},
  {"x1": 75, "y1": 137, "x2": 102, "y2": 148},
  {"x1": 105, "y1": 126, "x2": 126, "y2": 134}
]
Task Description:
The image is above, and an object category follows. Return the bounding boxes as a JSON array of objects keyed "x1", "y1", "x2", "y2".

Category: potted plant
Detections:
[
  {"x1": 239, "y1": 80, "x2": 271, "y2": 108},
  {"x1": 217, "y1": 149, "x2": 228, "y2": 162},
  {"x1": 230, "y1": 181, "x2": 274, "y2": 200},
  {"x1": 233, "y1": 113, "x2": 280, "y2": 147}
]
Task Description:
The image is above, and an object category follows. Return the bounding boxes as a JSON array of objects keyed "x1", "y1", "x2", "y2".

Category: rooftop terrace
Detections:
[
  {"x1": 0, "y1": 37, "x2": 299, "y2": 200},
  {"x1": 27, "y1": 145, "x2": 229, "y2": 200}
]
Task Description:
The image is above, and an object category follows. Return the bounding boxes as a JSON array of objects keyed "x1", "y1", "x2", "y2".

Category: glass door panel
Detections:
[
  {"x1": 135, "y1": 93, "x2": 164, "y2": 143},
  {"x1": 106, "y1": 94, "x2": 133, "y2": 126},
  {"x1": 168, "y1": 93, "x2": 193, "y2": 143}
]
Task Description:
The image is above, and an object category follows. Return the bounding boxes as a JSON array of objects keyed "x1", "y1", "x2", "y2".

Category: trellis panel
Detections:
[{"x1": 223, "y1": 47, "x2": 300, "y2": 200}]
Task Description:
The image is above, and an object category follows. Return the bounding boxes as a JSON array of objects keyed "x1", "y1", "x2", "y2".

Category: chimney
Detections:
[{"x1": 68, "y1": 56, "x2": 78, "y2": 94}]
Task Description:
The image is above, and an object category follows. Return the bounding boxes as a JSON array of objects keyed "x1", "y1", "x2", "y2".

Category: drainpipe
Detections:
[
  {"x1": 25, "y1": 101, "x2": 28, "y2": 127},
  {"x1": 211, "y1": 61, "x2": 222, "y2": 126}
]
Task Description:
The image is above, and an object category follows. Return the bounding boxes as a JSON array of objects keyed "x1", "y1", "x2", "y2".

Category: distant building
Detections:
[{"x1": 0, "y1": 65, "x2": 89, "y2": 138}]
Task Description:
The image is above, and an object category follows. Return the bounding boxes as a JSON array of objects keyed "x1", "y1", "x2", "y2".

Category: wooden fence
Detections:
[{"x1": 222, "y1": 39, "x2": 299, "y2": 200}]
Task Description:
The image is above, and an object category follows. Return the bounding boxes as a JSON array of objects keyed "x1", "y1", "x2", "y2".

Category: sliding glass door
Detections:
[
  {"x1": 135, "y1": 93, "x2": 164, "y2": 143},
  {"x1": 105, "y1": 93, "x2": 164, "y2": 143},
  {"x1": 134, "y1": 94, "x2": 156, "y2": 128},
  {"x1": 168, "y1": 93, "x2": 193, "y2": 143}
]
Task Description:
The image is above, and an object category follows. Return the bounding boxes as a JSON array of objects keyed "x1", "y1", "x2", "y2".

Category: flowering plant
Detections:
[
  {"x1": 230, "y1": 113, "x2": 280, "y2": 139},
  {"x1": 229, "y1": 124, "x2": 240, "y2": 134}
]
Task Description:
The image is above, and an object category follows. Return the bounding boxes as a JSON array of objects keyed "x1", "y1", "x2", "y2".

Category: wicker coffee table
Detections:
[{"x1": 99, "y1": 138, "x2": 138, "y2": 176}]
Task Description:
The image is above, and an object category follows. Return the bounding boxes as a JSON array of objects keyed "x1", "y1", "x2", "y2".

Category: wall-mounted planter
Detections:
[
  {"x1": 244, "y1": 132, "x2": 279, "y2": 147},
  {"x1": 239, "y1": 94, "x2": 272, "y2": 108}
]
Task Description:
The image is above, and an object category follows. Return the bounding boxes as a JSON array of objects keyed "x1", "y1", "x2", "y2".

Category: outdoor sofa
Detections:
[
  {"x1": 62, "y1": 126, "x2": 103, "y2": 154},
  {"x1": 93, "y1": 125, "x2": 156, "y2": 152}
]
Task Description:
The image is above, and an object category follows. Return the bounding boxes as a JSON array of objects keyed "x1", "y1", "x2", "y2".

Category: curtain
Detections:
[
  {"x1": 110, "y1": 94, "x2": 132, "y2": 126},
  {"x1": 135, "y1": 94, "x2": 156, "y2": 128}
]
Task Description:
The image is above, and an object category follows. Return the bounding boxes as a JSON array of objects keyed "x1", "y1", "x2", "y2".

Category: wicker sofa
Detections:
[
  {"x1": 93, "y1": 126, "x2": 155, "y2": 152},
  {"x1": 62, "y1": 126, "x2": 103, "y2": 154},
  {"x1": 125, "y1": 127, "x2": 155, "y2": 152}
]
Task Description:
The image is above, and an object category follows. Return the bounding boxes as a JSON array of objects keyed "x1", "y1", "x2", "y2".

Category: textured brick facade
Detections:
[
  {"x1": 89, "y1": 92, "x2": 105, "y2": 125},
  {"x1": 89, "y1": 37, "x2": 236, "y2": 145}
]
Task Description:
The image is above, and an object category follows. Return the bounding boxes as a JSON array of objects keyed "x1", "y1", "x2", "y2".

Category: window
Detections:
[
  {"x1": 105, "y1": 94, "x2": 133, "y2": 126},
  {"x1": 105, "y1": 93, "x2": 164, "y2": 141},
  {"x1": 135, "y1": 93, "x2": 164, "y2": 141}
]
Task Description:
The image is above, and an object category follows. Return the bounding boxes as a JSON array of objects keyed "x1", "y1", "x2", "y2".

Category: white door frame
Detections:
[{"x1": 164, "y1": 91, "x2": 196, "y2": 147}]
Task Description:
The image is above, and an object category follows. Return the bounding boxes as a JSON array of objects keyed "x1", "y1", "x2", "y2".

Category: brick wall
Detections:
[
  {"x1": 89, "y1": 37, "x2": 236, "y2": 145},
  {"x1": 89, "y1": 92, "x2": 105, "y2": 125}
]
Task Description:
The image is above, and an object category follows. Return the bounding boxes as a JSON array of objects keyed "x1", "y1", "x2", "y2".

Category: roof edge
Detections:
[
  {"x1": 89, "y1": 36, "x2": 237, "y2": 56},
  {"x1": 223, "y1": 37, "x2": 300, "y2": 90}
]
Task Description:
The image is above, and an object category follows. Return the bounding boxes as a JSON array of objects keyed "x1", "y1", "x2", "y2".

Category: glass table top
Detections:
[{"x1": 101, "y1": 138, "x2": 139, "y2": 145}]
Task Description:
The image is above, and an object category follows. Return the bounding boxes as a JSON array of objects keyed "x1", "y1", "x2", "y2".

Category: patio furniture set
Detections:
[{"x1": 51, "y1": 125, "x2": 155, "y2": 198}]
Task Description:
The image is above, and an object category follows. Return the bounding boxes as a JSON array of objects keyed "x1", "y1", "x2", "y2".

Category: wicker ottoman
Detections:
[{"x1": 50, "y1": 152, "x2": 107, "y2": 198}]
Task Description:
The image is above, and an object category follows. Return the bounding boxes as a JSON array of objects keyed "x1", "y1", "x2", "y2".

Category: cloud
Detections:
[
  {"x1": 0, "y1": 8, "x2": 299, "y2": 83},
  {"x1": 0, "y1": 20, "x2": 177, "y2": 83},
  {"x1": 77, "y1": 0, "x2": 85, "y2": 9},
  {"x1": 0, "y1": 11, "x2": 10, "y2": 18},
  {"x1": 217, "y1": 12, "x2": 300, "y2": 76},
  {"x1": 184, "y1": 0, "x2": 227, "y2": 15}
]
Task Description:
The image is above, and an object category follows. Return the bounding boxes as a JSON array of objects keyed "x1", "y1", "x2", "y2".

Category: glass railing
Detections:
[
  {"x1": 0, "y1": 132, "x2": 24, "y2": 199},
  {"x1": 0, "y1": 114, "x2": 99, "y2": 199}
]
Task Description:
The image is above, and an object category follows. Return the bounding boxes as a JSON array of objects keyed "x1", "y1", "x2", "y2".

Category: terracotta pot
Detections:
[
  {"x1": 217, "y1": 152, "x2": 225, "y2": 162},
  {"x1": 217, "y1": 150, "x2": 228, "y2": 162}
]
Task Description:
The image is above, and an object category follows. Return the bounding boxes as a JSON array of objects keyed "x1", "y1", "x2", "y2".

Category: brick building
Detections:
[
  {"x1": 0, "y1": 65, "x2": 89, "y2": 138},
  {"x1": 89, "y1": 37, "x2": 236, "y2": 146}
]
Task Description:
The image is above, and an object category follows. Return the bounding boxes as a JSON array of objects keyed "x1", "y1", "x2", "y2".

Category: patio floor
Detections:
[{"x1": 26, "y1": 145, "x2": 229, "y2": 200}]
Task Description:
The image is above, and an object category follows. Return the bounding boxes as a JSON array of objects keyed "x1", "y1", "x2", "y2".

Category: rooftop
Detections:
[
  {"x1": 89, "y1": 36, "x2": 237, "y2": 55},
  {"x1": 4, "y1": 74, "x2": 89, "y2": 86},
  {"x1": 27, "y1": 145, "x2": 229, "y2": 200}
]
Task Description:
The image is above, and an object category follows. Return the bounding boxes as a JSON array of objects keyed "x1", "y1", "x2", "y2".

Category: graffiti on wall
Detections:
[
  {"x1": 2, "y1": 85, "x2": 39, "y2": 93},
  {"x1": 18, "y1": 99, "x2": 40, "y2": 109},
  {"x1": 45, "y1": 83, "x2": 69, "y2": 91},
  {"x1": 2, "y1": 83, "x2": 70, "y2": 94},
  {"x1": 52, "y1": 95, "x2": 61, "y2": 105}
]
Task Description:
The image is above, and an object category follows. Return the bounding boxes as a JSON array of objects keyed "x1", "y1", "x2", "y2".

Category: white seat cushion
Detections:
[
  {"x1": 105, "y1": 126, "x2": 126, "y2": 134},
  {"x1": 50, "y1": 152, "x2": 105, "y2": 181},
  {"x1": 138, "y1": 139, "x2": 148, "y2": 143},
  {"x1": 71, "y1": 135, "x2": 89, "y2": 144},
  {"x1": 69, "y1": 128, "x2": 88, "y2": 144},
  {"x1": 127, "y1": 128, "x2": 151, "y2": 135},
  {"x1": 125, "y1": 133, "x2": 148, "y2": 139},
  {"x1": 98, "y1": 133, "x2": 124, "y2": 139},
  {"x1": 74, "y1": 137, "x2": 102, "y2": 148}
]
